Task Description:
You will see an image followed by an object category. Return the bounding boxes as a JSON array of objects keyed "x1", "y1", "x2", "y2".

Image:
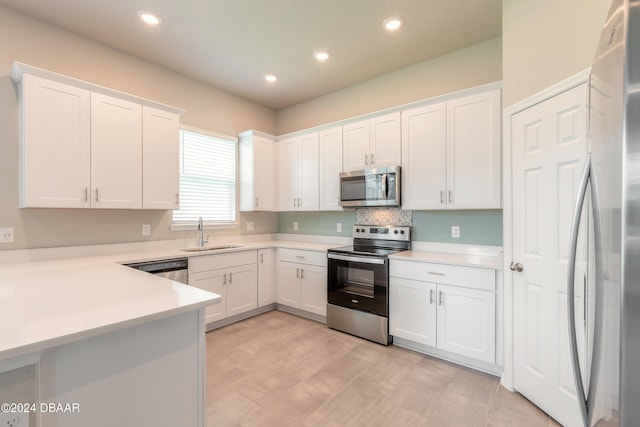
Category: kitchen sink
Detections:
[{"x1": 180, "y1": 245, "x2": 242, "y2": 252}]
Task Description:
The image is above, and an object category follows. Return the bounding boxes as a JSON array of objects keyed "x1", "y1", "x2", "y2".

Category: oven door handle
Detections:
[{"x1": 327, "y1": 253, "x2": 386, "y2": 265}]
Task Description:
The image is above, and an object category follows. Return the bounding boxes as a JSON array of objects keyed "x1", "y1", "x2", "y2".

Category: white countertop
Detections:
[{"x1": 0, "y1": 236, "x2": 501, "y2": 362}]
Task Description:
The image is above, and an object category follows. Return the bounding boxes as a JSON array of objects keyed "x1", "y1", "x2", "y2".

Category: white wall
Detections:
[
  {"x1": 502, "y1": 0, "x2": 611, "y2": 107},
  {"x1": 0, "y1": 6, "x2": 278, "y2": 250},
  {"x1": 277, "y1": 38, "x2": 502, "y2": 134}
]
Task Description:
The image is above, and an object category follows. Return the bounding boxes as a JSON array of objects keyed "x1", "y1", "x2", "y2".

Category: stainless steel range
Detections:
[{"x1": 327, "y1": 225, "x2": 411, "y2": 345}]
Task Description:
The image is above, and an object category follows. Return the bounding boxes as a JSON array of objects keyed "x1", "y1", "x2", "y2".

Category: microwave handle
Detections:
[{"x1": 382, "y1": 173, "x2": 388, "y2": 199}]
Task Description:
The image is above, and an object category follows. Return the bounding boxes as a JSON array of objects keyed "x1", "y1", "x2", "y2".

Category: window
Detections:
[{"x1": 172, "y1": 127, "x2": 237, "y2": 225}]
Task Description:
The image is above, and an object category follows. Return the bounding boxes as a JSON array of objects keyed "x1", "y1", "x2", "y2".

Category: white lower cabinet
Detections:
[
  {"x1": 276, "y1": 249, "x2": 327, "y2": 316},
  {"x1": 188, "y1": 251, "x2": 258, "y2": 324},
  {"x1": 258, "y1": 248, "x2": 274, "y2": 307},
  {"x1": 390, "y1": 259, "x2": 496, "y2": 364}
]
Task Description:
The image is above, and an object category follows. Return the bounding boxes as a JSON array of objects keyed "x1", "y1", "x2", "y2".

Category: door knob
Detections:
[{"x1": 510, "y1": 262, "x2": 524, "y2": 272}]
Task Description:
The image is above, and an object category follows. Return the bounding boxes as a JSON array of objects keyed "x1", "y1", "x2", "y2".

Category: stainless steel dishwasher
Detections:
[{"x1": 125, "y1": 258, "x2": 189, "y2": 284}]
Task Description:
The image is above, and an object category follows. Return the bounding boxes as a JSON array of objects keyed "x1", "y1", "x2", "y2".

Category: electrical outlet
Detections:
[
  {"x1": 293, "y1": 222, "x2": 298, "y2": 231},
  {"x1": 0, "y1": 227, "x2": 14, "y2": 243},
  {"x1": 337, "y1": 222, "x2": 342, "y2": 233},
  {"x1": 451, "y1": 226, "x2": 460, "y2": 239},
  {"x1": 0, "y1": 411, "x2": 27, "y2": 426},
  {"x1": 142, "y1": 224, "x2": 151, "y2": 236},
  {"x1": 246, "y1": 222, "x2": 255, "y2": 231}
]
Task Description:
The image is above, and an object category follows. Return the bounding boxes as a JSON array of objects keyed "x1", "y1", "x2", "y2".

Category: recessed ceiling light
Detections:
[
  {"x1": 138, "y1": 11, "x2": 161, "y2": 26},
  {"x1": 314, "y1": 49, "x2": 331, "y2": 62},
  {"x1": 264, "y1": 74, "x2": 278, "y2": 83},
  {"x1": 383, "y1": 16, "x2": 404, "y2": 31}
]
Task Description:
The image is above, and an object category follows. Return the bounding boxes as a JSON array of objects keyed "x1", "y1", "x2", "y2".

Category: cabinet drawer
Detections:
[
  {"x1": 277, "y1": 248, "x2": 327, "y2": 267},
  {"x1": 390, "y1": 259, "x2": 495, "y2": 292},
  {"x1": 189, "y1": 250, "x2": 257, "y2": 274}
]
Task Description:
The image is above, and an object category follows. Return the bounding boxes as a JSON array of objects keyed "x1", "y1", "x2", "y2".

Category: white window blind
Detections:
[{"x1": 172, "y1": 128, "x2": 236, "y2": 224}]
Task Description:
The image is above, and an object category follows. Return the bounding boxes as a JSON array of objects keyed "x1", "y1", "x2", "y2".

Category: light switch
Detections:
[
  {"x1": 293, "y1": 222, "x2": 299, "y2": 231},
  {"x1": 451, "y1": 226, "x2": 460, "y2": 239}
]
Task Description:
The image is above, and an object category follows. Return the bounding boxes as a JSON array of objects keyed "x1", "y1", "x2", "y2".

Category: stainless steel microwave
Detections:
[{"x1": 339, "y1": 166, "x2": 401, "y2": 208}]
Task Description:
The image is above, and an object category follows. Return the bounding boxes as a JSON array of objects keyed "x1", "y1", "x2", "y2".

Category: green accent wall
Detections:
[{"x1": 278, "y1": 210, "x2": 503, "y2": 246}]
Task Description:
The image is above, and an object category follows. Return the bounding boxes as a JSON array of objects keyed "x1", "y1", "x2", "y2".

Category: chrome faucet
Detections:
[{"x1": 197, "y1": 216, "x2": 209, "y2": 247}]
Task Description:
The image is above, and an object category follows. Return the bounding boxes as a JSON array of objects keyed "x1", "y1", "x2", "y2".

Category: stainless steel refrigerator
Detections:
[{"x1": 567, "y1": 0, "x2": 640, "y2": 425}]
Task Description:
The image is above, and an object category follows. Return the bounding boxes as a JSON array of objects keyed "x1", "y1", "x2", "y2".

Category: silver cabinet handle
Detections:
[
  {"x1": 430, "y1": 289, "x2": 435, "y2": 304},
  {"x1": 509, "y1": 262, "x2": 524, "y2": 272},
  {"x1": 371, "y1": 153, "x2": 375, "y2": 164},
  {"x1": 95, "y1": 187, "x2": 99, "y2": 203},
  {"x1": 298, "y1": 198, "x2": 302, "y2": 207},
  {"x1": 438, "y1": 291, "x2": 443, "y2": 306},
  {"x1": 440, "y1": 190, "x2": 444, "y2": 204},
  {"x1": 176, "y1": 193, "x2": 180, "y2": 205},
  {"x1": 428, "y1": 271, "x2": 445, "y2": 276},
  {"x1": 223, "y1": 273, "x2": 227, "y2": 285},
  {"x1": 295, "y1": 255, "x2": 305, "y2": 259},
  {"x1": 255, "y1": 197, "x2": 259, "y2": 207},
  {"x1": 296, "y1": 268, "x2": 300, "y2": 278},
  {"x1": 84, "y1": 187, "x2": 88, "y2": 203},
  {"x1": 448, "y1": 190, "x2": 453, "y2": 204},
  {"x1": 260, "y1": 253, "x2": 264, "y2": 263},
  {"x1": 364, "y1": 154, "x2": 368, "y2": 165},
  {"x1": 567, "y1": 154, "x2": 591, "y2": 427},
  {"x1": 229, "y1": 272, "x2": 232, "y2": 284},
  {"x1": 301, "y1": 268, "x2": 304, "y2": 279}
]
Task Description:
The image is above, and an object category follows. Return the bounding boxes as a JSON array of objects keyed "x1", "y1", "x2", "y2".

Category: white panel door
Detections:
[
  {"x1": 401, "y1": 103, "x2": 447, "y2": 210},
  {"x1": 276, "y1": 262, "x2": 301, "y2": 308},
  {"x1": 319, "y1": 126, "x2": 343, "y2": 211},
  {"x1": 370, "y1": 112, "x2": 401, "y2": 169},
  {"x1": 278, "y1": 137, "x2": 299, "y2": 211},
  {"x1": 253, "y1": 135, "x2": 276, "y2": 211},
  {"x1": 390, "y1": 277, "x2": 437, "y2": 346},
  {"x1": 258, "y1": 249, "x2": 274, "y2": 307},
  {"x1": 342, "y1": 119, "x2": 370, "y2": 171},
  {"x1": 511, "y1": 83, "x2": 588, "y2": 427},
  {"x1": 226, "y1": 263, "x2": 258, "y2": 317},
  {"x1": 436, "y1": 284, "x2": 495, "y2": 363},
  {"x1": 297, "y1": 133, "x2": 319, "y2": 211},
  {"x1": 189, "y1": 268, "x2": 227, "y2": 323},
  {"x1": 300, "y1": 264, "x2": 327, "y2": 316},
  {"x1": 91, "y1": 92, "x2": 142, "y2": 209},
  {"x1": 20, "y1": 74, "x2": 91, "y2": 208},
  {"x1": 142, "y1": 106, "x2": 179, "y2": 209},
  {"x1": 446, "y1": 90, "x2": 501, "y2": 209}
]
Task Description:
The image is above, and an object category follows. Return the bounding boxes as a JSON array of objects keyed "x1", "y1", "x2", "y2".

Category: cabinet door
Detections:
[
  {"x1": 20, "y1": 74, "x2": 91, "y2": 208},
  {"x1": 401, "y1": 103, "x2": 447, "y2": 210},
  {"x1": 253, "y1": 135, "x2": 275, "y2": 210},
  {"x1": 436, "y1": 283, "x2": 495, "y2": 363},
  {"x1": 390, "y1": 277, "x2": 437, "y2": 346},
  {"x1": 189, "y1": 268, "x2": 227, "y2": 323},
  {"x1": 297, "y1": 133, "x2": 319, "y2": 211},
  {"x1": 300, "y1": 264, "x2": 327, "y2": 316},
  {"x1": 446, "y1": 90, "x2": 501, "y2": 209},
  {"x1": 258, "y1": 249, "x2": 274, "y2": 307},
  {"x1": 276, "y1": 261, "x2": 301, "y2": 308},
  {"x1": 278, "y1": 137, "x2": 299, "y2": 211},
  {"x1": 370, "y1": 112, "x2": 401, "y2": 169},
  {"x1": 142, "y1": 106, "x2": 179, "y2": 209},
  {"x1": 91, "y1": 92, "x2": 142, "y2": 209},
  {"x1": 226, "y1": 263, "x2": 258, "y2": 317},
  {"x1": 342, "y1": 119, "x2": 369, "y2": 171},
  {"x1": 319, "y1": 126, "x2": 343, "y2": 211}
]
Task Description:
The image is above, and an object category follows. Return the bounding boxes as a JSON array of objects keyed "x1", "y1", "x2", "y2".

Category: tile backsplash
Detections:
[{"x1": 356, "y1": 208, "x2": 412, "y2": 226}]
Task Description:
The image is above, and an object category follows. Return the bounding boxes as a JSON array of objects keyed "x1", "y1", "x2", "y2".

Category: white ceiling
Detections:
[{"x1": 0, "y1": 0, "x2": 502, "y2": 110}]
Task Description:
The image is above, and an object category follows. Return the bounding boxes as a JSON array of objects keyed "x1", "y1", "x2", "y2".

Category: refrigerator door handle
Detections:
[{"x1": 567, "y1": 154, "x2": 591, "y2": 427}]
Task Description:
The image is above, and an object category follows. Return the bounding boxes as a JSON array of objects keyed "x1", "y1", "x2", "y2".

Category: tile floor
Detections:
[{"x1": 206, "y1": 310, "x2": 560, "y2": 427}]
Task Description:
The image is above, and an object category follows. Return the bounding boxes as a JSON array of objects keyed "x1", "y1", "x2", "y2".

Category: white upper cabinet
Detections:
[
  {"x1": 318, "y1": 126, "x2": 343, "y2": 211},
  {"x1": 142, "y1": 106, "x2": 180, "y2": 210},
  {"x1": 343, "y1": 111, "x2": 401, "y2": 171},
  {"x1": 239, "y1": 130, "x2": 276, "y2": 211},
  {"x1": 11, "y1": 62, "x2": 183, "y2": 210},
  {"x1": 401, "y1": 88, "x2": 501, "y2": 210},
  {"x1": 277, "y1": 132, "x2": 319, "y2": 211},
  {"x1": 18, "y1": 74, "x2": 91, "y2": 208},
  {"x1": 446, "y1": 89, "x2": 501, "y2": 209},
  {"x1": 90, "y1": 92, "x2": 142, "y2": 209}
]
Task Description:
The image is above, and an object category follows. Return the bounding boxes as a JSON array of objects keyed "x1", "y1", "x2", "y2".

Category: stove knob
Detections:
[
  {"x1": 400, "y1": 230, "x2": 405, "y2": 235},
  {"x1": 394, "y1": 230, "x2": 399, "y2": 234}
]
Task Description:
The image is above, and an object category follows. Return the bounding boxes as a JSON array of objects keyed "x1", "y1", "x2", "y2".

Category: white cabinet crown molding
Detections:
[{"x1": 11, "y1": 62, "x2": 184, "y2": 115}]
